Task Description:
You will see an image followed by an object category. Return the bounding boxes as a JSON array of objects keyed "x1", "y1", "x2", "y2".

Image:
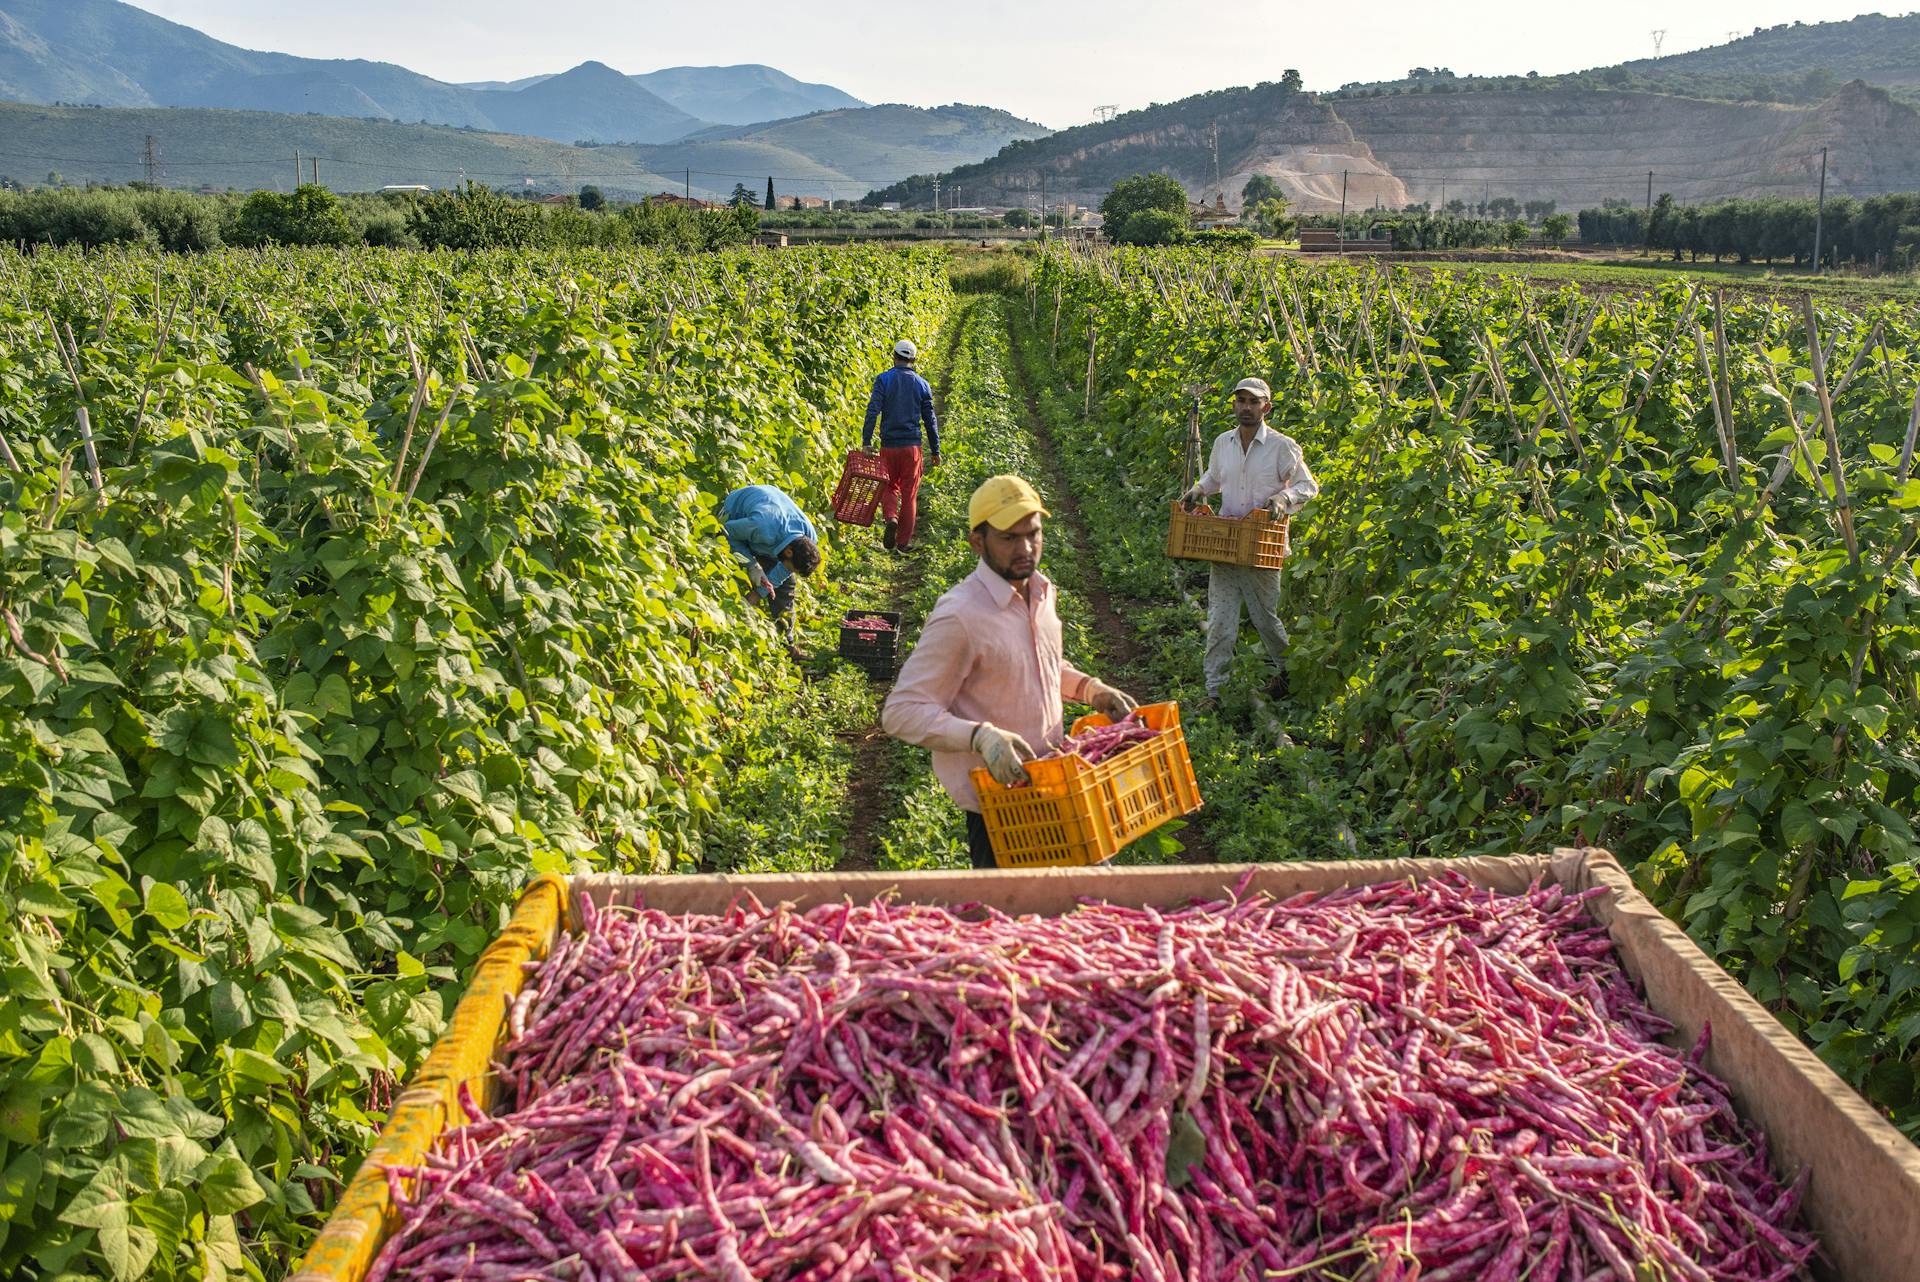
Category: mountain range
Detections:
[
  {"x1": 4, "y1": 2, "x2": 1920, "y2": 213},
  {"x1": 0, "y1": 0, "x2": 869, "y2": 142},
  {"x1": 871, "y1": 17, "x2": 1920, "y2": 212}
]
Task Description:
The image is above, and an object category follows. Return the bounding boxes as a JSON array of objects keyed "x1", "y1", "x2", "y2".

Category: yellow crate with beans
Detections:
[{"x1": 970, "y1": 701, "x2": 1202, "y2": 868}]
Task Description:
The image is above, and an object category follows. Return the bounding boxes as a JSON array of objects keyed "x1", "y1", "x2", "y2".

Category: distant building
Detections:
[
  {"x1": 378, "y1": 184, "x2": 431, "y2": 193},
  {"x1": 650, "y1": 192, "x2": 717, "y2": 209},
  {"x1": 879, "y1": 202, "x2": 903, "y2": 212},
  {"x1": 750, "y1": 231, "x2": 789, "y2": 249},
  {"x1": 1191, "y1": 192, "x2": 1240, "y2": 230}
]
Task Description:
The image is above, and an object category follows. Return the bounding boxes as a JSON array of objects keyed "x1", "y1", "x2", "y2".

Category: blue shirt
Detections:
[
  {"x1": 862, "y1": 365, "x2": 939, "y2": 454},
  {"x1": 717, "y1": 485, "x2": 817, "y2": 588}
]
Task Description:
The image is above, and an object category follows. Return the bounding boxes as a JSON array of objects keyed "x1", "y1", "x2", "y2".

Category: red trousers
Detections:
[{"x1": 878, "y1": 445, "x2": 924, "y2": 547}]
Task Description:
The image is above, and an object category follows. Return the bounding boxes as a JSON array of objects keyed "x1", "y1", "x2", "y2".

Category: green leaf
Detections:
[
  {"x1": 193, "y1": 1155, "x2": 266, "y2": 1216},
  {"x1": 143, "y1": 883, "x2": 191, "y2": 930},
  {"x1": 228, "y1": 819, "x2": 277, "y2": 888},
  {"x1": 0, "y1": 1151, "x2": 41, "y2": 1225},
  {"x1": 1164, "y1": 1108, "x2": 1207, "y2": 1191},
  {"x1": 1781, "y1": 801, "x2": 1823, "y2": 848},
  {"x1": 60, "y1": 1161, "x2": 131, "y2": 1230},
  {"x1": 206, "y1": 981, "x2": 255, "y2": 1042},
  {"x1": 0, "y1": 1087, "x2": 41, "y2": 1145}
]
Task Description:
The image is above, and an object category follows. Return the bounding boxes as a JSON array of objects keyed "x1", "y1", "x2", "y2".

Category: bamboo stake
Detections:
[
  {"x1": 1897, "y1": 380, "x2": 1920, "y2": 488},
  {"x1": 389, "y1": 339, "x2": 430, "y2": 493},
  {"x1": 1832, "y1": 321, "x2": 1883, "y2": 401},
  {"x1": 1084, "y1": 320, "x2": 1098, "y2": 418},
  {"x1": 125, "y1": 294, "x2": 179, "y2": 464},
  {"x1": 1802, "y1": 295, "x2": 1860, "y2": 567},
  {"x1": 1520, "y1": 339, "x2": 1584, "y2": 462},
  {"x1": 403, "y1": 397, "x2": 455, "y2": 507},
  {"x1": 47, "y1": 320, "x2": 102, "y2": 493},
  {"x1": 1691, "y1": 322, "x2": 1738, "y2": 487}
]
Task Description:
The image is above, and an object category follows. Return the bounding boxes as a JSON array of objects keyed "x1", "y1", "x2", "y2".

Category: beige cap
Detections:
[
  {"x1": 1233, "y1": 377, "x2": 1272, "y2": 398},
  {"x1": 968, "y1": 475, "x2": 1049, "y2": 530}
]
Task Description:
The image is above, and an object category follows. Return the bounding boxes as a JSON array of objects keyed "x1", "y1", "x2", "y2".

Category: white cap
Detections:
[
  {"x1": 1232, "y1": 377, "x2": 1272, "y2": 398},
  {"x1": 893, "y1": 339, "x2": 918, "y2": 361}
]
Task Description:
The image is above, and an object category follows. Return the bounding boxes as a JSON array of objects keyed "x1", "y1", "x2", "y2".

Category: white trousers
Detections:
[{"x1": 1204, "y1": 563, "x2": 1290, "y2": 695}]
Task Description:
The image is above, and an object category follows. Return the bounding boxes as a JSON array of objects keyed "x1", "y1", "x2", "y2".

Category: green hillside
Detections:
[
  {"x1": 1331, "y1": 13, "x2": 1920, "y2": 106},
  {"x1": 0, "y1": 101, "x2": 676, "y2": 195},
  {"x1": 621, "y1": 103, "x2": 1049, "y2": 198},
  {"x1": 1618, "y1": 13, "x2": 1920, "y2": 86}
]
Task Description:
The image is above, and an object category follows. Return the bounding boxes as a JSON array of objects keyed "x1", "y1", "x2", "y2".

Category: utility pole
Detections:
[
  {"x1": 1038, "y1": 170, "x2": 1046, "y2": 239},
  {"x1": 1208, "y1": 122, "x2": 1221, "y2": 194},
  {"x1": 1644, "y1": 170, "x2": 1653, "y2": 257},
  {"x1": 1812, "y1": 144, "x2": 1827, "y2": 272},
  {"x1": 142, "y1": 134, "x2": 159, "y2": 186},
  {"x1": 685, "y1": 168, "x2": 691, "y2": 202},
  {"x1": 294, "y1": 147, "x2": 301, "y2": 191},
  {"x1": 1651, "y1": 29, "x2": 1667, "y2": 57},
  {"x1": 311, "y1": 156, "x2": 319, "y2": 188},
  {"x1": 1338, "y1": 169, "x2": 1348, "y2": 255}
]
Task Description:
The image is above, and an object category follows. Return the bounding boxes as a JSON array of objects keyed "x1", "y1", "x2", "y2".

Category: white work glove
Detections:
[
  {"x1": 744, "y1": 560, "x2": 774, "y2": 601},
  {"x1": 1084, "y1": 681, "x2": 1138, "y2": 721},
  {"x1": 972, "y1": 723, "x2": 1036, "y2": 787}
]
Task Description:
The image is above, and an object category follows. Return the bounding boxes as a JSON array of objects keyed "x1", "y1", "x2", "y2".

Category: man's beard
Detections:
[{"x1": 984, "y1": 546, "x2": 1036, "y2": 583}]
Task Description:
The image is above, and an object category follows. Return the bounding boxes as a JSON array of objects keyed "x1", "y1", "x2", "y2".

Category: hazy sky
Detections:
[{"x1": 132, "y1": 1, "x2": 1891, "y2": 129}]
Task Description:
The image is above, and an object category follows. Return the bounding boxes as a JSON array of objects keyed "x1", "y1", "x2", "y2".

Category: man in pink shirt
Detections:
[{"x1": 881, "y1": 475, "x2": 1140, "y2": 868}]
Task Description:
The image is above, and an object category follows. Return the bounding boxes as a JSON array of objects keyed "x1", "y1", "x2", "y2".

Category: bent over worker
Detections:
[
  {"x1": 717, "y1": 484, "x2": 822, "y2": 654},
  {"x1": 862, "y1": 339, "x2": 940, "y2": 553},
  {"x1": 882, "y1": 475, "x2": 1139, "y2": 869},
  {"x1": 1179, "y1": 376, "x2": 1318, "y2": 709}
]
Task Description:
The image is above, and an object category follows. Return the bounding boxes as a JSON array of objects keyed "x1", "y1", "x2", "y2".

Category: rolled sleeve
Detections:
[
  {"x1": 881, "y1": 609, "x2": 980, "y2": 754},
  {"x1": 1060, "y1": 662, "x2": 1095, "y2": 704},
  {"x1": 1277, "y1": 442, "x2": 1319, "y2": 513}
]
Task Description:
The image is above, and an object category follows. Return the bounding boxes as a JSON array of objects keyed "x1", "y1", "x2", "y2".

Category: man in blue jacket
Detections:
[
  {"x1": 718, "y1": 484, "x2": 822, "y2": 655},
  {"x1": 862, "y1": 339, "x2": 941, "y2": 552}
]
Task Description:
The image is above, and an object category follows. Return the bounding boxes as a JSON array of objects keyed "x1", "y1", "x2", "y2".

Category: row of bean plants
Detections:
[
  {"x1": 862, "y1": 295, "x2": 1153, "y2": 870},
  {"x1": 1025, "y1": 247, "x2": 1920, "y2": 1135},
  {"x1": 0, "y1": 244, "x2": 950, "y2": 1279}
]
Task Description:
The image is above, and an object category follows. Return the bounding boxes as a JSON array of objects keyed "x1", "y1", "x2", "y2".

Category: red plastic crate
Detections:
[{"x1": 831, "y1": 450, "x2": 889, "y2": 526}]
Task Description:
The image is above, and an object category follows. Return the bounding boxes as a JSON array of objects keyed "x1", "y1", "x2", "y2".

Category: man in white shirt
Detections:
[{"x1": 1179, "y1": 377, "x2": 1318, "y2": 710}]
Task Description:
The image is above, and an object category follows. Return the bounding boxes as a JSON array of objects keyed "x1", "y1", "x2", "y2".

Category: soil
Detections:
[
  {"x1": 1001, "y1": 308, "x2": 1216, "y2": 866},
  {"x1": 834, "y1": 315, "x2": 954, "y2": 871}
]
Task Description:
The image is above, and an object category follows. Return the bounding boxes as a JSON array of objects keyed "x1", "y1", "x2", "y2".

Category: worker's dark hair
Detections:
[{"x1": 786, "y1": 537, "x2": 822, "y2": 577}]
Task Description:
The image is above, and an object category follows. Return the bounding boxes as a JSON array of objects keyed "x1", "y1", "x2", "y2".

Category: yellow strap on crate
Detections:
[{"x1": 288, "y1": 873, "x2": 570, "y2": 1282}]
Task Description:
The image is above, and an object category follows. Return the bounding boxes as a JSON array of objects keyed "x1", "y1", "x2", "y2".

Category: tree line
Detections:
[
  {"x1": 1577, "y1": 191, "x2": 1920, "y2": 268},
  {"x1": 0, "y1": 182, "x2": 761, "y2": 252}
]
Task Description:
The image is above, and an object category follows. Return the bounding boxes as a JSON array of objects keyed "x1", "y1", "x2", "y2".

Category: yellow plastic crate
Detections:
[
  {"x1": 970, "y1": 701, "x2": 1203, "y2": 868},
  {"x1": 1165, "y1": 500, "x2": 1290, "y2": 569}
]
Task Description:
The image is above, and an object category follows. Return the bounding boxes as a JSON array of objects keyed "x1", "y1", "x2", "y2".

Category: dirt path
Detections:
[
  {"x1": 834, "y1": 307, "x2": 962, "y2": 872},
  {"x1": 1001, "y1": 308, "x2": 1217, "y2": 865}
]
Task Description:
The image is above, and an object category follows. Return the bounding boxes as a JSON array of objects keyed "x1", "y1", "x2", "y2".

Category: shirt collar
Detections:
[
  {"x1": 969, "y1": 559, "x2": 1049, "y2": 608},
  {"x1": 1243, "y1": 422, "x2": 1276, "y2": 448}
]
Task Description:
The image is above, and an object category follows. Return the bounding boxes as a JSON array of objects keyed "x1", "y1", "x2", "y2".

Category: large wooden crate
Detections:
[{"x1": 291, "y1": 851, "x2": 1920, "y2": 1282}]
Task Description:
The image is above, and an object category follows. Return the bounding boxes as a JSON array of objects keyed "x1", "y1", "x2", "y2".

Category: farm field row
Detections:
[
  {"x1": 0, "y1": 245, "x2": 950, "y2": 1280},
  {"x1": 1017, "y1": 245, "x2": 1920, "y2": 1136}
]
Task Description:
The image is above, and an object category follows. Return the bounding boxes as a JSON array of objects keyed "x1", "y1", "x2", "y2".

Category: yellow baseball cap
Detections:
[{"x1": 968, "y1": 474, "x2": 1049, "y2": 530}]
